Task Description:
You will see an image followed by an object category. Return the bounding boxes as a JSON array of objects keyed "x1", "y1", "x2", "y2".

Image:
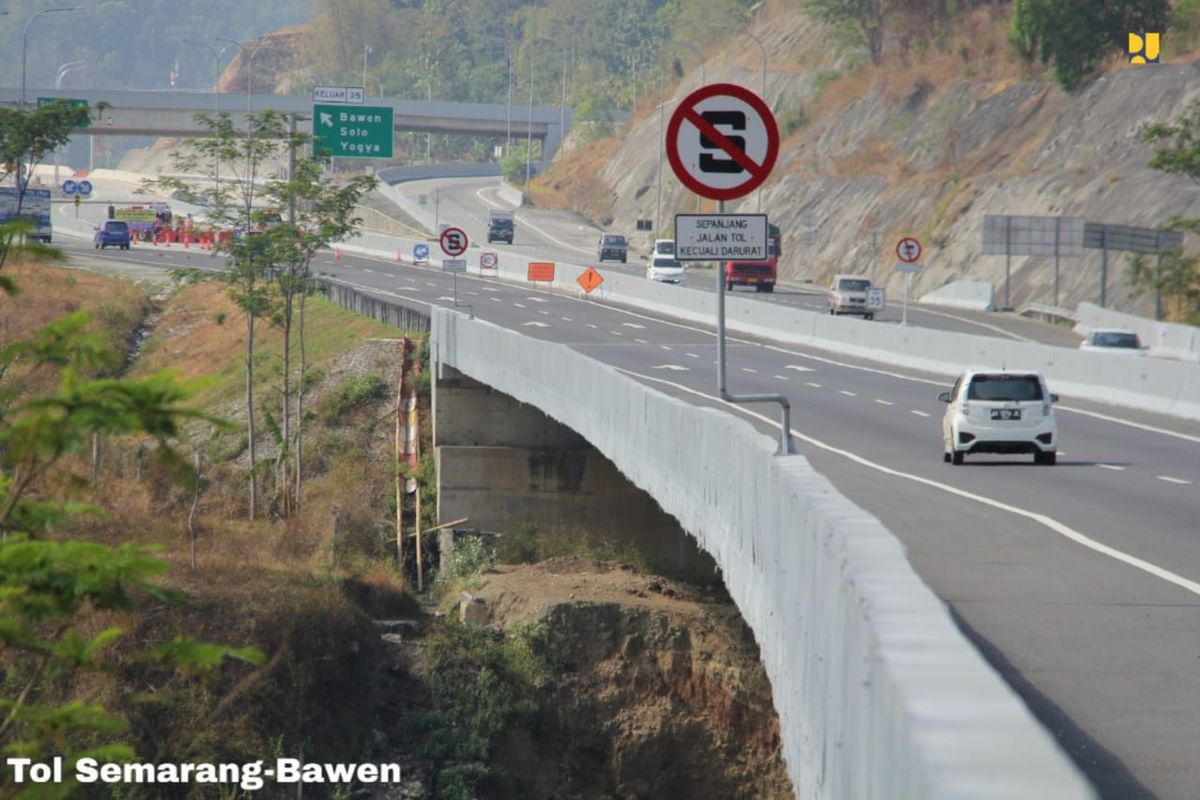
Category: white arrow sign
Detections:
[{"x1": 319, "y1": 112, "x2": 333, "y2": 127}]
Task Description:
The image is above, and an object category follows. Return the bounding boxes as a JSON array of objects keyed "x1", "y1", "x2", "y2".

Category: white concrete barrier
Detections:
[
  {"x1": 432, "y1": 308, "x2": 1095, "y2": 800},
  {"x1": 919, "y1": 280, "x2": 996, "y2": 311},
  {"x1": 496, "y1": 180, "x2": 525, "y2": 207}
]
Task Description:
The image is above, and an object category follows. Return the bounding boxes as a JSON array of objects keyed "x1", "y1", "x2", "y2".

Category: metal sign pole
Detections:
[
  {"x1": 1100, "y1": 225, "x2": 1109, "y2": 308},
  {"x1": 1004, "y1": 216, "x2": 1012, "y2": 311},
  {"x1": 1053, "y1": 216, "x2": 1061, "y2": 308},
  {"x1": 903, "y1": 272, "x2": 910, "y2": 326}
]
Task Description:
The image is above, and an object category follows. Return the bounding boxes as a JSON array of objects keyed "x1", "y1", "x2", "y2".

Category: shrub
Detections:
[{"x1": 318, "y1": 373, "x2": 388, "y2": 422}]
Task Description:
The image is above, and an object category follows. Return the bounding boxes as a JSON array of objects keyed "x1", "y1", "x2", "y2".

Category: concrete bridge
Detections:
[{"x1": 0, "y1": 87, "x2": 570, "y2": 157}]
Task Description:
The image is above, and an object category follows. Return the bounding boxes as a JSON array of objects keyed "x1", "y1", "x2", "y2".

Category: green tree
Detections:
[
  {"x1": 804, "y1": 0, "x2": 891, "y2": 66},
  {"x1": 0, "y1": 236, "x2": 263, "y2": 796},
  {"x1": 1010, "y1": 0, "x2": 1169, "y2": 91}
]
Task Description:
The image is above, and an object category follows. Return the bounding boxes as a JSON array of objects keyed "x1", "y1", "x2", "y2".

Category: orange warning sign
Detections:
[
  {"x1": 577, "y1": 266, "x2": 604, "y2": 294},
  {"x1": 527, "y1": 262, "x2": 555, "y2": 282}
]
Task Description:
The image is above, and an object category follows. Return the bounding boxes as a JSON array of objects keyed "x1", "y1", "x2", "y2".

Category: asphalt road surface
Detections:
[{"x1": 55, "y1": 184, "x2": 1200, "y2": 800}]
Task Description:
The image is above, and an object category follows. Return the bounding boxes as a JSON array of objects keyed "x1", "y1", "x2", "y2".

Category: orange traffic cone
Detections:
[{"x1": 334, "y1": 247, "x2": 341, "y2": 261}]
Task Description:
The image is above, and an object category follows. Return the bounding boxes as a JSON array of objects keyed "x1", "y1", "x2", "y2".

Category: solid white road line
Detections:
[
  {"x1": 743, "y1": 368, "x2": 757, "y2": 373},
  {"x1": 874, "y1": 399, "x2": 895, "y2": 406},
  {"x1": 911, "y1": 410, "x2": 931, "y2": 418},
  {"x1": 561, "y1": 317, "x2": 573, "y2": 322},
  {"x1": 513, "y1": 302, "x2": 526, "y2": 308},
  {"x1": 587, "y1": 323, "x2": 597, "y2": 329},
  {"x1": 686, "y1": 353, "x2": 699, "y2": 358},
  {"x1": 1096, "y1": 464, "x2": 1126, "y2": 471},
  {"x1": 635, "y1": 339, "x2": 648, "y2": 344},
  {"x1": 610, "y1": 330, "x2": 622, "y2": 336},
  {"x1": 661, "y1": 345, "x2": 673, "y2": 351},
  {"x1": 624, "y1": 369, "x2": 1200, "y2": 599},
  {"x1": 774, "y1": 375, "x2": 789, "y2": 381},
  {"x1": 806, "y1": 382, "x2": 823, "y2": 388},
  {"x1": 839, "y1": 390, "x2": 857, "y2": 397}
]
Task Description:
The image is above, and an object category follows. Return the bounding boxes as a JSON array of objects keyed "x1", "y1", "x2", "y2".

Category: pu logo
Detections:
[{"x1": 1129, "y1": 32, "x2": 1160, "y2": 64}]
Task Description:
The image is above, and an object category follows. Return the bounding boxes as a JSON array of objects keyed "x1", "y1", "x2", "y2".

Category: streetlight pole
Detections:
[
  {"x1": 182, "y1": 39, "x2": 229, "y2": 198},
  {"x1": 53, "y1": 60, "x2": 87, "y2": 186},
  {"x1": 216, "y1": 37, "x2": 268, "y2": 115},
  {"x1": 522, "y1": 36, "x2": 562, "y2": 186},
  {"x1": 362, "y1": 44, "x2": 372, "y2": 90},
  {"x1": 22, "y1": 7, "x2": 77, "y2": 111}
]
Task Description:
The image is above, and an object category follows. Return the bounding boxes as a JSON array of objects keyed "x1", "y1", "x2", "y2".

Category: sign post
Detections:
[
  {"x1": 666, "y1": 82, "x2": 790, "y2": 455},
  {"x1": 895, "y1": 237, "x2": 922, "y2": 326},
  {"x1": 439, "y1": 228, "x2": 470, "y2": 316}
]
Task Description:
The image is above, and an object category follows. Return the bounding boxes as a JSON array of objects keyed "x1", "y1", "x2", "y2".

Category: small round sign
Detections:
[
  {"x1": 439, "y1": 226, "x2": 468, "y2": 257},
  {"x1": 665, "y1": 83, "x2": 779, "y2": 202},
  {"x1": 896, "y1": 236, "x2": 922, "y2": 264},
  {"x1": 77, "y1": 180, "x2": 93, "y2": 196},
  {"x1": 413, "y1": 243, "x2": 430, "y2": 262},
  {"x1": 61, "y1": 179, "x2": 78, "y2": 195},
  {"x1": 480, "y1": 251, "x2": 498, "y2": 270}
]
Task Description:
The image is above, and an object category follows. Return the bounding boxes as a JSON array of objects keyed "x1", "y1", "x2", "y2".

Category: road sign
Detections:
[
  {"x1": 312, "y1": 104, "x2": 394, "y2": 159},
  {"x1": 866, "y1": 287, "x2": 886, "y2": 311},
  {"x1": 37, "y1": 97, "x2": 90, "y2": 128},
  {"x1": 896, "y1": 237, "x2": 922, "y2": 263},
  {"x1": 480, "y1": 251, "x2": 499, "y2": 272},
  {"x1": 674, "y1": 213, "x2": 767, "y2": 261},
  {"x1": 61, "y1": 179, "x2": 78, "y2": 195},
  {"x1": 413, "y1": 243, "x2": 429, "y2": 263},
  {"x1": 665, "y1": 83, "x2": 779, "y2": 202},
  {"x1": 895, "y1": 261, "x2": 921, "y2": 274},
  {"x1": 76, "y1": 180, "x2": 93, "y2": 196},
  {"x1": 441, "y1": 259, "x2": 467, "y2": 273},
  {"x1": 527, "y1": 262, "x2": 555, "y2": 282},
  {"x1": 578, "y1": 267, "x2": 604, "y2": 294},
  {"x1": 312, "y1": 85, "x2": 365, "y2": 104},
  {"x1": 439, "y1": 227, "x2": 468, "y2": 257}
]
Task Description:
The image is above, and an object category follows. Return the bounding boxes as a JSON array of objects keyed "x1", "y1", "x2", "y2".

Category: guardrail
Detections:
[
  {"x1": 319, "y1": 280, "x2": 430, "y2": 333},
  {"x1": 432, "y1": 307, "x2": 1095, "y2": 800}
]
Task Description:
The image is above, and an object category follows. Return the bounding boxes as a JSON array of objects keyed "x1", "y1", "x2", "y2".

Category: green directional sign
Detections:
[
  {"x1": 312, "y1": 103, "x2": 394, "y2": 159},
  {"x1": 37, "y1": 97, "x2": 90, "y2": 128}
]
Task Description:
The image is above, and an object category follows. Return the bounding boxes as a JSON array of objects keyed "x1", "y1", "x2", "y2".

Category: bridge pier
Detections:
[{"x1": 434, "y1": 365, "x2": 716, "y2": 583}]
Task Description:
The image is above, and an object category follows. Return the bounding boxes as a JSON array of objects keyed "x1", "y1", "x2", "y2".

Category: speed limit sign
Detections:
[{"x1": 480, "y1": 251, "x2": 498, "y2": 272}]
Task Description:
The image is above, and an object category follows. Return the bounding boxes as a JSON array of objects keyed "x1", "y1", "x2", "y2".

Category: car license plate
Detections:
[{"x1": 990, "y1": 409, "x2": 1021, "y2": 421}]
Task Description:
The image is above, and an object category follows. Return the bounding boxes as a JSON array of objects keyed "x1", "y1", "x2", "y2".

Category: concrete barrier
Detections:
[
  {"x1": 496, "y1": 180, "x2": 525, "y2": 207},
  {"x1": 1076, "y1": 302, "x2": 1200, "y2": 363},
  {"x1": 919, "y1": 280, "x2": 996, "y2": 311},
  {"x1": 432, "y1": 308, "x2": 1095, "y2": 800}
]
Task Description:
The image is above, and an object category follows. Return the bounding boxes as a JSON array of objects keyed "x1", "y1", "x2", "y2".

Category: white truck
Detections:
[{"x1": 0, "y1": 187, "x2": 53, "y2": 243}]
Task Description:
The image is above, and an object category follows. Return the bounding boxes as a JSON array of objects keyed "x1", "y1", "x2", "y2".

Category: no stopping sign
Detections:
[{"x1": 666, "y1": 83, "x2": 779, "y2": 202}]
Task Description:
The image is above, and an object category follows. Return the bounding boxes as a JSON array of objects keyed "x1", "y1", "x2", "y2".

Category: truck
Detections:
[
  {"x1": 724, "y1": 223, "x2": 780, "y2": 293},
  {"x1": 0, "y1": 187, "x2": 53, "y2": 243},
  {"x1": 487, "y1": 209, "x2": 514, "y2": 244}
]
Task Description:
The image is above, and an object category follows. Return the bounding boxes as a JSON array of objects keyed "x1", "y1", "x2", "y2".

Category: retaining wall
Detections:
[{"x1": 432, "y1": 307, "x2": 1094, "y2": 800}]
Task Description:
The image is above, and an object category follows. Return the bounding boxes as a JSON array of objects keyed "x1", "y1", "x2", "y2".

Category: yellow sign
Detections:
[
  {"x1": 114, "y1": 208, "x2": 157, "y2": 222},
  {"x1": 577, "y1": 266, "x2": 604, "y2": 294},
  {"x1": 1129, "y1": 32, "x2": 1160, "y2": 64}
]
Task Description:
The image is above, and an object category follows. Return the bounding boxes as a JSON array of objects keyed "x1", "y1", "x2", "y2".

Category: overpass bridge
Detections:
[{"x1": 0, "y1": 87, "x2": 570, "y2": 158}]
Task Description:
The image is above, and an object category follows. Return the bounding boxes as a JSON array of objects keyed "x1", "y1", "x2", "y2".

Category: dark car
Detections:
[
  {"x1": 487, "y1": 216, "x2": 514, "y2": 244},
  {"x1": 598, "y1": 233, "x2": 628, "y2": 263},
  {"x1": 94, "y1": 220, "x2": 131, "y2": 250}
]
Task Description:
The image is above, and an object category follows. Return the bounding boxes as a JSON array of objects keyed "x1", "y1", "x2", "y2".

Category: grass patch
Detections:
[
  {"x1": 318, "y1": 373, "x2": 389, "y2": 422},
  {"x1": 495, "y1": 523, "x2": 650, "y2": 573}
]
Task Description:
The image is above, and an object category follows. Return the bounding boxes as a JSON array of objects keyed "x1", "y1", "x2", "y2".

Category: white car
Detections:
[
  {"x1": 938, "y1": 370, "x2": 1059, "y2": 465},
  {"x1": 653, "y1": 238, "x2": 675, "y2": 257},
  {"x1": 646, "y1": 253, "x2": 686, "y2": 284},
  {"x1": 1079, "y1": 328, "x2": 1146, "y2": 355}
]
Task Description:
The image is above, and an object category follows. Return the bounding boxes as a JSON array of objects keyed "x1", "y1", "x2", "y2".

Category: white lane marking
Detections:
[
  {"x1": 482, "y1": 287, "x2": 501, "y2": 292},
  {"x1": 874, "y1": 399, "x2": 895, "y2": 406},
  {"x1": 839, "y1": 390, "x2": 857, "y2": 397},
  {"x1": 774, "y1": 375, "x2": 789, "y2": 381},
  {"x1": 635, "y1": 338, "x2": 648, "y2": 344},
  {"x1": 425, "y1": 281, "x2": 436, "y2": 286},
  {"x1": 806, "y1": 382, "x2": 823, "y2": 388},
  {"x1": 911, "y1": 410, "x2": 932, "y2": 418},
  {"x1": 513, "y1": 302, "x2": 526, "y2": 308},
  {"x1": 1097, "y1": 464, "x2": 1126, "y2": 471},
  {"x1": 587, "y1": 323, "x2": 598, "y2": 329},
  {"x1": 438, "y1": 296, "x2": 455, "y2": 301},
  {"x1": 490, "y1": 297, "x2": 502, "y2": 302},
  {"x1": 660, "y1": 345, "x2": 673, "y2": 351},
  {"x1": 561, "y1": 317, "x2": 573, "y2": 322},
  {"x1": 363, "y1": 268, "x2": 375, "y2": 273},
  {"x1": 625, "y1": 370, "x2": 1200, "y2": 599},
  {"x1": 686, "y1": 352, "x2": 699, "y2": 358},
  {"x1": 763, "y1": 345, "x2": 1200, "y2": 445},
  {"x1": 526, "y1": 296, "x2": 547, "y2": 303},
  {"x1": 651, "y1": 364, "x2": 689, "y2": 371},
  {"x1": 743, "y1": 368, "x2": 758, "y2": 374},
  {"x1": 521, "y1": 321, "x2": 549, "y2": 328},
  {"x1": 610, "y1": 330, "x2": 623, "y2": 336},
  {"x1": 622, "y1": 322, "x2": 646, "y2": 329},
  {"x1": 467, "y1": 291, "x2": 479, "y2": 296},
  {"x1": 1158, "y1": 475, "x2": 1191, "y2": 485},
  {"x1": 785, "y1": 365, "x2": 815, "y2": 373},
  {"x1": 539, "y1": 310, "x2": 550, "y2": 315}
]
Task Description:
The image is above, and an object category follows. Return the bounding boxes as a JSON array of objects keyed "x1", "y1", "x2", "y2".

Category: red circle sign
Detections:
[
  {"x1": 665, "y1": 83, "x2": 779, "y2": 202},
  {"x1": 896, "y1": 236, "x2": 922, "y2": 263},
  {"x1": 440, "y1": 226, "x2": 468, "y2": 257}
]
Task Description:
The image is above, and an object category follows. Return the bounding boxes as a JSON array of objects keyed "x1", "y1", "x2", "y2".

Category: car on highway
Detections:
[
  {"x1": 597, "y1": 233, "x2": 628, "y2": 263},
  {"x1": 93, "y1": 220, "x2": 131, "y2": 250},
  {"x1": 646, "y1": 253, "x2": 686, "y2": 285},
  {"x1": 653, "y1": 238, "x2": 674, "y2": 257},
  {"x1": 828, "y1": 274, "x2": 874, "y2": 319},
  {"x1": 938, "y1": 370, "x2": 1059, "y2": 465},
  {"x1": 1079, "y1": 328, "x2": 1146, "y2": 355}
]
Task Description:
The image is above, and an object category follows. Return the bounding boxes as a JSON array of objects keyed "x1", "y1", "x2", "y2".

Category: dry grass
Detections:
[
  {"x1": 0, "y1": 261, "x2": 148, "y2": 350},
  {"x1": 528, "y1": 135, "x2": 622, "y2": 223}
]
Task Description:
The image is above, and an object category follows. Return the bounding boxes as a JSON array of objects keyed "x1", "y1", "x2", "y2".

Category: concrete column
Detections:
[{"x1": 434, "y1": 365, "x2": 717, "y2": 583}]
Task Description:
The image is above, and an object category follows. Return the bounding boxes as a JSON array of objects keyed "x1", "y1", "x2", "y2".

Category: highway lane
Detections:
[
  {"x1": 390, "y1": 175, "x2": 1084, "y2": 347},
  {"x1": 57, "y1": 218, "x2": 1200, "y2": 798}
]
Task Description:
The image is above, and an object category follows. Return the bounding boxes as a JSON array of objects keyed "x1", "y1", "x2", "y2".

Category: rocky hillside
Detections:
[{"x1": 582, "y1": 4, "x2": 1200, "y2": 315}]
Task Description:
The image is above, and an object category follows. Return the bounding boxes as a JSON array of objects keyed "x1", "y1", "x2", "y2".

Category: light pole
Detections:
[
  {"x1": 655, "y1": 42, "x2": 708, "y2": 224},
  {"x1": 182, "y1": 39, "x2": 229, "y2": 196},
  {"x1": 522, "y1": 36, "x2": 563, "y2": 187},
  {"x1": 216, "y1": 37, "x2": 268, "y2": 114},
  {"x1": 22, "y1": 7, "x2": 78, "y2": 110},
  {"x1": 53, "y1": 60, "x2": 87, "y2": 186},
  {"x1": 708, "y1": 23, "x2": 768, "y2": 210},
  {"x1": 363, "y1": 44, "x2": 372, "y2": 90}
]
